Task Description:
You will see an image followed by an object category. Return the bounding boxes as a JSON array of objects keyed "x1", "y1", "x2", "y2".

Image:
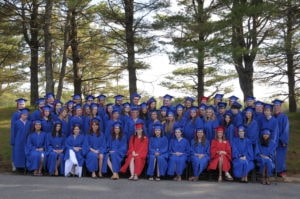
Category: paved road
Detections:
[{"x1": 0, "y1": 174, "x2": 299, "y2": 199}]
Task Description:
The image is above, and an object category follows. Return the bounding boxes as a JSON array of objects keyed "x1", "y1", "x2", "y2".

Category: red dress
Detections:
[
  {"x1": 208, "y1": 139, "x2": 232, "y2": 172},
  {"x1": 120, "y1": 136, "x2": 149, "y2": 176}
]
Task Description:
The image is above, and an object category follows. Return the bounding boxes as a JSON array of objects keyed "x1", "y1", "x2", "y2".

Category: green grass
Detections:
[{"x1": 0, "y1": 107, "x2": 299, "y2": 174}]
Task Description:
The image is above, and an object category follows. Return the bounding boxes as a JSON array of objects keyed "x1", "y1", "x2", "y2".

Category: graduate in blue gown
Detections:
[
  {"x1": 272, "y1": 99, "x2": 290, "y2": 177},
  {"x1": 183, "y1": 106, "x2": 204, "y2": 141},
  {"x1": 230, "y1": 102, "x2": 243, "y2": 128},
  {"x1": 11, "y1": 108, "x2": 31, "y2": 169},
  {"x1": 123, "y1": 106, "x2": 146, "y2": 141},
  {"x1": 103, "y1": 121, "x2": 127, "y2": 180},
  {"x1": 232, "y1": 125, "x2": 254, "y2": 182},
  {"x1": 105, "y1": 109, "x2": 123, "y2": 141},
  {"x1": 41, "y1": 105, "x2": 54, "y2": 134},
  {"x1": 163, "y1": 111, "x2": 176, "y2": 141},
  {"x1": 167, "y1": 127, "x2": 190, "y2": 181},
  {"x1": 147, "y1": 123, "x2": 169, "y2": 180},
  {"x1": 64, "y1": 123, "x2": 85, "y2": 177},
  {"x1": 84, "y1": 118, "x2": 107, "y2": 178},
  {"x1": 175, "y1": 104, "x2": 187, "y2": 127},
  {"x1": 52, "y1": 100, "x2": 63, "y2": 121},
  {"x1": 147, "y1": 110, "x2": 161, "y2": 137},
  {"x1": 223, "y1": 113, "x2": 236, "y2": 146},
  {"x1": 243, "y1": 107, "x2": 259, "y2": 152},
  {"x1": 25, "y1": 120, "x2": 47, "y2": 175},
  {"x1": 68, "y1": 105, "x2": 84, "y2": 134},
  {"x1": 46, "y1": 121, "x2": 65, "y2": 176},
  {"x1": 56, "y1": 107, "x2": 70, "y2": 137},
  {"x1": 30, "y1": 98, "x2": 45, "y2": 121},
  {"x1": 203, "y1": 105, "x2": 220, "y2": 142},
  {"x1": 255, "y1": 129, "x2": 276, "y2": 185},
  {"x1": 259, "y1": 104, "x2": 279, "y2": 144},
  {"x1": 189, "y1": 128, "x2": 210, "y2": 181}
]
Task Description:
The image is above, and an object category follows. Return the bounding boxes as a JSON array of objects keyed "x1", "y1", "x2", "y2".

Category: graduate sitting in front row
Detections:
[{"x1": 147, "y1": 123, "x2": 169, "y2": 181}]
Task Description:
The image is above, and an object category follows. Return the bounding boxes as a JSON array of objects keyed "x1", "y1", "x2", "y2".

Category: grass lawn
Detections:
[{"x1": 0, "y1": 107, "x2": 299, "y2": 175}]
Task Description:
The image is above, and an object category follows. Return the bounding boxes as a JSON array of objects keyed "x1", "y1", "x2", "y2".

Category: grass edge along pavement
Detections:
[{"x1": 1, "y1": 107, "x2": 299, "y2": 176}]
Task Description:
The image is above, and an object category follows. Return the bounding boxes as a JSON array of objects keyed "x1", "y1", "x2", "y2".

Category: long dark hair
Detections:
[
  {"x1": 52, "y1": 123, "x2": 62, "y2": 137},
  {"x1": 89, "y1": 121, "x2": 100, "y2": 137},
  {"x1": 112, "y1": 126, "x2": 123, "y2": 140},
  {"x1": 261, "y1": 135, "x2": 270, "y2": 146},
  {"x1": 194, "y1": 131, "x2": 206, "y2": 146}
]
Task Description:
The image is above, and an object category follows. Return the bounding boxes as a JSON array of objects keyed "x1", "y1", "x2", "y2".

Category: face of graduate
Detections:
[
  {"x1": 161, "y1": 110, "x2": 167, "y2": 117},
  {"x1": 116, "y1": 99, "x2": 122, "y2": 105},
  {"x1": 74, "y1": 98, "x2": 81, "y2": 104},
  {"x1": 196, "y1": 131, "x2": 204, "y2": 139},
  {"x1": 185, "y1": 100, "x2": 192, "y2": 108},
  {"x1": 264, "y1": 108, "x2": 272, "y2": 117},
  {"x1": 55, "y1": 103, "x2": 62, "y2": 110},
  {"x1": 175, "y1": 130, "x2": 182, "y2": 138},
  {"x1": 142, "y1": 107, "x2": 147, "y2": 113},
  {"x1": 167, "y1": 114, "x2": 174, "y2": 121},
  {"x1": 20, "y1": 113, "x2": 28, "y2": 120},
  {"x1": 151, "y1": 112, "x2": 158, "y2": 120},
  {"x1": 47, "y1": 97, "x2": 55, "y2": 104},
  {"x1": 112, "y1": 112, "x2": 120, "y2": 119},
  {"x1": 131, "y1": 110, "x2": 139, "y2": 118},
  {"x1": 218, "y1": 107, "x2": 226, "y2": 114},
  {"x1": 38, "y1": 102, "x2": 45, "y2": 108},
  {"x1": 238, "y1": 130, "x2": 245, "y2": 138},
  {"x1": 205, "y1": 109, "x2": 214, "y2": 118},
  {"x1": 154, "y1": 129, "x2": 161, "y2": 137},
  {"x1": 73, "y1": 126, "x2": 80, "y2": 135},
  {"x1": 68, "y1": 104, "x2": 73, "y2": 110},
  {"x1": 263, "y1": 134, "x2": 270, "y2": 140},
  {"x1": 44, "y1": 110, "x2": 50, "y2": 117},
  {"x1": 149, "y1": 102, "x2": 156, "y2": 109},
  {"x1": 246, "y1": 100, "x2": 254, "y2": 107},
  {"x1": 35, "y1": 123, "x2": 42, "y2": 131},
  {"x1": 224, "y1": 115, "x2": 231, "y2": 123},
  {"x1": 214, "y1": 98, "x2": 221, "y2": 105},
  {"x1": 98, "y1": 99, "x2": 105, "y2": 105},
  {"x1": 76, "y1": 108, "x2": 83, "y2": 116},
  {"x1": 163, "y1": 99, "x2": 171, "y2": 106},
  {"x1": 190, "y1": 110, "x2": 197, "y2": 118},
  {"x1": 107, "y1": 106, "x2": 113, "y2": 113},
  {"x1": 136, "y1": 128, "x2": 143, "y2": 136},
  {"x1": 92, "y1": 107, "x2": 98, "y2": 115},
  {"x1": 124, "y1": 106, "x2": 130, "y2": 113},
  {"x1": 114, "y1": 127, "x2": 120, "y2": 135},
  {"x1": 17, "y1": 102, "x2": 26, "y2": 109},
  {"x1": 255, "y1": 105, "x2": 263, "y2": 113},
  {"x1": 87, "y1": 99, "x2": 94, "y2": 104},
  {"x1": 85, "y1": 107, "x2": 91, "y2": 115},
  {"x1": 231, "y1": 108, "x2": 239, "y2": 115},
  {"x1": 177, "y1": 109, "x2": 183, "y2": 116},
  {"x1": 273, "y1": 104, "x2": 281, "y2": 113},
  {"x1": 60, "y1": 109, "x2": 67, "y2": 117},
  {"x1": 245, "y1": 111, "x2": 253, "y2": 119},
  {"x1": 217, "y1": 131, "x2": 224, "y2": 139},
  {"x1": 132, "y1": 97, "x2": 139, "y2": 105},
  {"x1": 199, "y1": 108, "x2": 205, "y2": 116},
  {"x1": 55, "y1": 124, "x2": 62, "y2": 132},
  {"x1": 91, "y1": 123, "x2": 99, "y2": 132}
]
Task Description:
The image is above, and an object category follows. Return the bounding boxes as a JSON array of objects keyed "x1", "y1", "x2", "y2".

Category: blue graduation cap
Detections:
[
  {"x1": 214, "y1": 93, "x2": 224, "y2": 100},
  {"x1": 246, "y1": 96, "x2": 256, "y2": 101},
  {"x1": 90, "y1": 118, "x2": 101, "y2": 124},
  {"x1": 185, "y1": 97, "x2": 195, "y2": 103},
  {"x1": 217, "y1": 102, "x2": 227, "y2": 108},
  {"x1": 228, "y1": 95, "x2": 239, "y2": 101},
  {"x1": 160, "y1": 106, "x2": 168, "y2": 112},
  {"x1": 53, "y1": 120, "x2": 62, "y2": 125},
  {"x1": 96, "y1": 94, "x2": 106, "y2": 100},
  {"x1": 83, "y1": 104, "x2": 90, "y2": 110},
  {"x1": 238, "y1": 125, "x2": 245, "y2": 131},
  {"x1": 114, "y1": 95, "x2": 124, "y2": 101},
  {"x1": 272, "y1": 99, "x2": 283, "y2": 105},
  {"x1": 149, "y1": 109, "x2": 158, "y2": 114},
  {"x1": 85, "y1": 95, "x2": 95, "y2": 101},
  {"x1": 33, "y1": 119, "x2": 42, "y2": 125},
  {"x1": 190, "y1": 106, "x2": 199, "y2": 111},
  {"x1": 261, "y1": 128, "x2": 271, "y2": 135},
  {"x1": 44, "y1": 93, "x2": 55, "y2": 99},
  {"x1": 112, "y1": 108, "x2": 120, "y2": 114},
  {"x1": 20, "y1": 108, "x2": 30, "y2": 115},
  {"x1": 167, "y1": 110, "x2": 175, "y2": 116},
  {"x1": 43, "y1": 105, "x2": 52, "y2": 111},
  {"x1": 231, "y1": 101, "x2": 242, "y2": 109},
  {"x1": 90, "y1": 103, "x2": 99, "y2": 109},
  {"x1": 244, "y1": 107, "x2": 254, "y2": 113},
  {"x1": 153, "y1": 123, "x2": 163, "y2": 131},
  {"x1": 74, "y1": 104, "x2": 82, "y2": 110},
  {"x1": 176, "y1": 104, "x2": 185, "y2": 110},
  {"x1": 198, "y1": 103, "x2": 207, "y2": 110},
  {"x1": 35, "y1": 98, "x2": 45, "y2": 105},
  {"x1": 254, "y1": 100, "x2": 264, "y2": 106},
  {"x1": 163, "y1": 94, "x2": 173, "y2": 100},
  {"x1": 122, "y1": 102, "x2": 131, "y2": 107},
  {"x1": 72, "y1": 122, "x2": 81, "y2": 128},
  {"x1": 174, "y1": 126, "x2": 183, "y2": 132},
  {"x1": 140, "y1": 102, "x2": 147, "y2": 109},
  {"x1": 147, "y1": 97, "x2": 156, "y2": 104},
  {"x1": 72, "y1": 94, "x2": 81, "y2": 100},
  {"x1": 263, "y1": 103, "x2": 273, "y2": 110},
  {"x1": 224, "y1": 112, "x2": 233, "y2": 118},
  {"x1": 106, "y1": 103, "x2": 113, "y2": 107},
  {"x1": 205, "y1": 105, "x2": 215, "y2": 110},
  {"x1": 15, "y1": 98, "x2": 27, "y2": 103},
  {"x1": 131, "y1": 93, "x2": 141, "y2": 99},
  {"x1": 130, "y1": 106, "x2": 140, "y2": 111},
  {"x1": 112, "y1": 121, "x2": 122, "y2": 128},
  {"x1": 66, "y1": 100, "x2": 74, "y2": 106},
  {"x1": 195, "y1": 128, "x2": 204, "y2": 133},
  {"x1": 54, "y1": 99, "x2": 63, "y2": 105}
]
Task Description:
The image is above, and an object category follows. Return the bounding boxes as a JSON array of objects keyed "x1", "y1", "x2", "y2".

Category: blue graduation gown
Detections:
[
  {"x1": 46, "y1": 134, "x2": 65, "y2": 175},
  {"x1": 104, "y1": 119, "x2": 123, "y2": 141},
  {"x1": 167, "y1": 138, "x2": 190, "y2": 176},
  {"x1": 231, "y1": 111, "x2": 243, "y2": 128},
  {"x1": 68, "y1": 116, "x2": 83, "y2": 134},
  {"x1": 102, "y1": 135, "x2": 127, "y2": 173},
  {"x1": 224, "y1": 124, "x2": 236, "y2": 146},
  {"x1": 64, "y1": 134, "x2": 85, "y2": 167},
  {"x1": 57, "y1": 118, "x2": 69, "y2": 137},
  {"x1": 232, "y1": 137, "x2": 254, "y2": 178},
  {"x1": 190, "y1": 139, "x2": 210, "y2": 176},
  {"x1": 123, "y1": 118, "x2": 146, "y2": 141},
  {"x1": 84, "y1": 133, "x2": 107, "y2": 172},
  {"x1": 259, "y1": 116, "x2": 279, "y2": 144},
  {"x1": 244, "y1": 120, "x2": 259, "y2": 145},
  {"x1": 83, "y1": 116, "x2": 104, "y2": 135},
  {"x1": 274, "y1": 113, "x2": 289, "y2": 173},
  {"x1": 147, "y1": 120, "x2": 161, "y2": 138},
  {"x1": 255, "y1": 140, "x2": 276, "y2": 177},
  {"x1": 204, "y1": 119, "x2": 219, "y2": 142},
  {"x1": 25, "y1": 131, "x2": 47, "y2": 171},
  {"x1": 30, "y1": 109, "x2": 43, "y2": 121},
  {"x1": 11, "y1": 119, "x2": 31, "y2": 168},
  {"x1": 41, "y1": 118, "x2": 54, "y2": 134},
  {"x1": 146, "y1": 136, "x2": 169, "y2": 176},
  {"x1": 183, "y1": 117, "x2": 204, "y2": 141}
]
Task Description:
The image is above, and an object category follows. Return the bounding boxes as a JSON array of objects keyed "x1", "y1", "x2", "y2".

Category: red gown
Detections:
[
  {"x1": 208, "y1": 139, "x2": 232, "y2": 172},
  {"x1": 120, "y1": 135, "x2": 149, "y2": 176}
]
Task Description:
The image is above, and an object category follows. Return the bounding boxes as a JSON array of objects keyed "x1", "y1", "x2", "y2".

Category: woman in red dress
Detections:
[
  {"x1": 208, "y1": 126, "x2": 233, "y2": 182},
  {"x1": 120, "y1": 122, "x2": 149, "y2": 180}
]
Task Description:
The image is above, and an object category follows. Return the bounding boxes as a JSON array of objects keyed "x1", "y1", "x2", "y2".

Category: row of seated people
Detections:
[{"x1": 20, "y1": 118, "x2": 275, "y2": 185}]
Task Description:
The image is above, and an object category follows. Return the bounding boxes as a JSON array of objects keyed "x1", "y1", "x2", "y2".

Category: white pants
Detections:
[{"x1": 64, "y1": 150, "x2": 82, "y2": 177}]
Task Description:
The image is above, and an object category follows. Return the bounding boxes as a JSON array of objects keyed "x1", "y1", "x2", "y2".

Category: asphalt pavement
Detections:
[{"x1": 0, "y1": 173, "x2": 299, "y2": 199}]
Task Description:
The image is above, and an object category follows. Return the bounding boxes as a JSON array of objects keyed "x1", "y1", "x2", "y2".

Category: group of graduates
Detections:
[{"x1": 10, "y1": 92, "x2": 289, "y2": 185}]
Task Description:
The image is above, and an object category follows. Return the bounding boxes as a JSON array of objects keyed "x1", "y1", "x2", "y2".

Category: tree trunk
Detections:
[
  {"x1": 70, "y1": 9, "x2": 81, "y2": 95},
  {"x1": 286, "y1": 4, "x2": 297, "y2": 112},
  {"x1": 44, "y1": 0, "x2": 54, "y2": 94},
  {"x1": 57, "y1": 9, "x2": 71, "y2": 100},
  {"x1": 124, "y1": 0, "x2": 137, "y2": 96}
]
